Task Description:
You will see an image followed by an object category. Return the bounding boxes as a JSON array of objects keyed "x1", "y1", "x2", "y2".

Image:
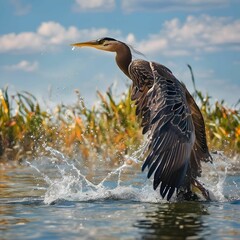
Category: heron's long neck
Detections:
[{"x1": 115, "y1": 44, "x2": 132, "y2": 78}]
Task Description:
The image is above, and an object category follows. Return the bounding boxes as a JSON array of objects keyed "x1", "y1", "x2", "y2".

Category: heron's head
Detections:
[{"x1": 71, "y1": 37, "x2": 122, "y2": 52}]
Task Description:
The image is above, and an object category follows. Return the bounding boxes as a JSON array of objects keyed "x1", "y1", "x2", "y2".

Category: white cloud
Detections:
[
  {"x1": 122, "y1": 0, "x2": 229, "y2": 12},
  {"x1": 3, "y1": 60, "x2": 39, "y2": 72},
  {"x1": 0, "y1": 21, "x2": 120, "y2": 53},
  {"x1": 1, "y1": 15, "x2": 240, "y2": 57},
  {"x1": 131, "y1": 15, "x2": 240, "y2": 56},
  {"x1": 125, "y1": 33, "x2": 135, "y2": 45},
  {"x1": 37, "y1": 22, "x2": 80, "y2": 45},
  {"x1": 73, "y1": 0, "x2": 115, "y2": 12},
  {"x1": 0, "y1": 32, "x2": 43, "y2": 53}
]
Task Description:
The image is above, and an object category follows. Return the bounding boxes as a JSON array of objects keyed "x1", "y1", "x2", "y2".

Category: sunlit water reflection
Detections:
[{"x1": 0, "y1": 148, "x2": 240, "y2": 239}]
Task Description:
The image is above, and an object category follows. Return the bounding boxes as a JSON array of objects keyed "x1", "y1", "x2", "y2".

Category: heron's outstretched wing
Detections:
[{"x1": 129, "y1": 60, "x2": 195, "y2": 200}]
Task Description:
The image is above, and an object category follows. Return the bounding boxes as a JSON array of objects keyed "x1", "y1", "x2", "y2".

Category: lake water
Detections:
[{"x1": 1, "y1": 148, "x2": 240, "y2": 239}]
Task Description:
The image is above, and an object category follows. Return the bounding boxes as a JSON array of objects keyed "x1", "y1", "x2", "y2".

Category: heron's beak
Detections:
[{"x1": 71, "y1": 40, "x2": 100, "y2": 49}]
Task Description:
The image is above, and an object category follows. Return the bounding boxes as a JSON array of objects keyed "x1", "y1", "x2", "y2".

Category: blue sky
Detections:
[{"x1": 0, "y1": 0, "x2": 240, "y2": 107}]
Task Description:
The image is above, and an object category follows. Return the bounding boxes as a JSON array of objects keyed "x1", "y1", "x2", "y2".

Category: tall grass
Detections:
[
  {"x1": 0, "y1": 67, "x2": 239, "y2": 163},
  {"x1": 0, "y1": 88, "x2": 49, "y2": 160},
  {"x1": 188, "y1": 65, "x2": 240, "y2": 156},
  {"x1": 0, "y1": 87, "x2": 142, "y2": 162},
  {"x1": 52, "y1": 88, "x2": 142, "y2": 161}
]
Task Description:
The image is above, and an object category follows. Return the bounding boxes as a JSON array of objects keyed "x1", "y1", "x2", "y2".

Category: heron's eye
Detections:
[{"x1": 97, "y1": 39, "x2": 104, "y2": 44}]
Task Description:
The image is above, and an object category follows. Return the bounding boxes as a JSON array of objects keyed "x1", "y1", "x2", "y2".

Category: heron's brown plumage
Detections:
[
  {"x1": 71, "y1": 37, "x2": 213, "y2": 201},
  {"x1": 128, "y1": 59, "x2": 212, "y2": 200}
]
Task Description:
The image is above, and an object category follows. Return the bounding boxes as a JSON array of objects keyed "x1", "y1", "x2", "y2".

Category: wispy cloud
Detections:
[
  {"x1": 0, "y1": 21, "x2": 120, "y2": 53},
  {"x1": 10, "y1": 0, "x2": 31, "y2": 16},
  {"x1": 1, "y1": 15, "x2": 240, "y2": 57},
  {"x1": 3, "y1": 60, "x2": 39, "y2": 72},
  {"x1": 132, "y1": 15, "x2": 240, "y2": 56},
  {"x1": 73, "y1": 0, "x2": 115, "y2": 12},
  {"x1": 122, "y1": 0, "x2": 229, "y2": 12}
]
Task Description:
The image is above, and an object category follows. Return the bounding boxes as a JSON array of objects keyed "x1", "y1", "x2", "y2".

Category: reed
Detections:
[
  {"x1": 0, "y1": 86, "x2": 142, "y2": 162},
  {"x1": 188, "y1": 65, "x2": 240, "y2": 156},
  {"x1": 0, "y1": 67, "x2": 239, "y2": 163}
]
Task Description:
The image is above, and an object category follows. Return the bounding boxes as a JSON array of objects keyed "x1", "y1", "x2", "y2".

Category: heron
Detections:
[{"x1": 71, "y1": 37, "x2": 213, "y2": 201}]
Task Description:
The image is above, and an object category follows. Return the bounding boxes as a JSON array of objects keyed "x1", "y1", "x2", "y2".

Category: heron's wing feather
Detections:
[
  {"x1": 130, "y1": 60, "x2": 195, "y2": 200},
  {"x1": 184, "y1": 87, "x2": 212, "y2": 177}
]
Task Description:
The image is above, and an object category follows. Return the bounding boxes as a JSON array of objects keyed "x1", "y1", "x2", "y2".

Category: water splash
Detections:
[
  {"x1": 200, "y1": 151, "x2": 237, "y2": 201},
  {"x1": 26, "y1": 147, "x2": 239, "y2": 205},
  {"x1": 26, "y1": 146, "x2": 161, "y2": 205}
]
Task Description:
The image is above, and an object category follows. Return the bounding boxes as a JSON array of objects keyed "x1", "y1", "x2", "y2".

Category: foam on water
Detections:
[
  {"x1": 26, "y1": 146, "x2": 163, "y2": 205},
  {"x1": 44, "y1": 177, "x2": 162, "y2": 205},
  {"x1": 27, "y1": 147, "x2": 239, "y2": 205}
]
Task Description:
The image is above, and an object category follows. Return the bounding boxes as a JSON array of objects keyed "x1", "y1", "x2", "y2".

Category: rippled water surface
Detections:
[{"x1": 1, "y1": 149, "x2": 240, "y2": 239}]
